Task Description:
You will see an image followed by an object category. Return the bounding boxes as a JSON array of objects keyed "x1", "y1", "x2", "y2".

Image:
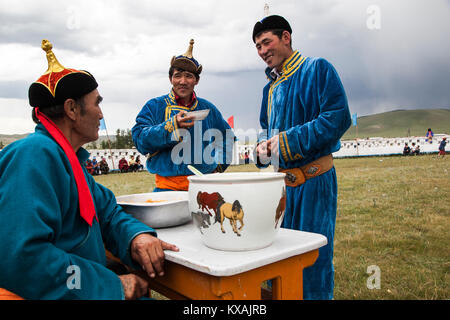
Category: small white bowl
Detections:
[
  {"x1": 116, "y1": 191, "x2": 191, "y2": 228},
  {"x1": 186, "y1": 109, "x2": 210, "y2": 121}
]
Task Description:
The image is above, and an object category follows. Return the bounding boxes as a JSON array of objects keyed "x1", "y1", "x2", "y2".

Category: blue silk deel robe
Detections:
[
  {"x1": 0, "y1": 124, "x2": 156, "y2": 299},
  {"x1": 132, "y1": 90, "x2": 235, "y2": 179},
  {"x1": 257, "y1": 51, "x2": 351, "y2": 300}
]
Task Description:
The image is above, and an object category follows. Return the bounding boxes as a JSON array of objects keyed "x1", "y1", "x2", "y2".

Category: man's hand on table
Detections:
[{"x1": 130, "y1": 233, "x2": 179, "y2": 279}]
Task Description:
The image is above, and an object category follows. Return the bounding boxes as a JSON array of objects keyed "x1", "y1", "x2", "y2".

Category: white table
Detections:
[{"x1": 145, "y1": 222, "x2": 327, "y2": 300}]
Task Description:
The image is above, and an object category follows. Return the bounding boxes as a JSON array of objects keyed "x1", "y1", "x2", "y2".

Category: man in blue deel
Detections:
[
  {"x1": 0, "y1": 40, "x2": 179, "y2": 299},
  {"x1": 132, "y1": 39, "x2": 235, "y2": 192},
  {"x1": 253, "y1": 15, "x2": 351, "y2": 300}
]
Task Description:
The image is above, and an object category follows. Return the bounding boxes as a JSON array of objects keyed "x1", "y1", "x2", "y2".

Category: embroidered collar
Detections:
[{"x1": 265, "y1": 50, "x2": 301, "y2": 81}]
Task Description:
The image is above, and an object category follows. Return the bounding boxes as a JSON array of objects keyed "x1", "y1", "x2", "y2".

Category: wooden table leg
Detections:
[
  {"x1": 272, "y1": 250, "x2": 319, "y2": 300},
  {"x1": 125, "y1": 249, "x2": 319, "y2": 300}
]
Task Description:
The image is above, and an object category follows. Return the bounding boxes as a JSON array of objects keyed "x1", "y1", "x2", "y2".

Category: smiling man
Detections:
[
  {"x1": 253, "y1": 15, "x2": 351, "y2": 300},
  {"x1": 132, "y1": 39, "x2": 234, "y2": 192},
  {"x1": 0, "y1": 40, "x2": 179, "y2": 300}
]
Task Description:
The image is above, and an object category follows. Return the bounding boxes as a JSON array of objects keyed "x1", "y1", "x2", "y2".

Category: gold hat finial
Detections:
[
  {"x1": 41, "y1": 39, "x2": 66, "y2": 74},
  {"x1": 183, "y1": 39, "x2": 195, "y2": 59}
]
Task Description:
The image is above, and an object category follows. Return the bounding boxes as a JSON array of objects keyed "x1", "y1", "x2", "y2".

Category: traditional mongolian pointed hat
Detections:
[
  {"x1": 170, "y1": 39, "x2": 202, "y2": 75},
  {"x1": 28, "y1": 39, "x2": 98, "y2": 108}
]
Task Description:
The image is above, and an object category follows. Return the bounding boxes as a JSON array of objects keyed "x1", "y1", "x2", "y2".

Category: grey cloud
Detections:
[
  {"x1": 0, "y1": 81, "x2": 29, "y2": 100},
  {"x1": 0, "y1": 0, "x2": 449, "y2": 135}
]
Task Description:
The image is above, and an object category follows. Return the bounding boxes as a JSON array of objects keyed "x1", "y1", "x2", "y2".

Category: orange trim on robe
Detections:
[
  {"x1": 155, "y1": 174, "x2": 189, "y2": 191},
  {"x1": 0, "y1": 288, "x2": 24, "y2": 300}
]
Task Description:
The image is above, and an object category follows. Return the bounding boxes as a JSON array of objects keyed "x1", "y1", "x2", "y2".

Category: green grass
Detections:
[
  {"x1": 333, "y1": 155, "x2": 449, "y2": 299},
  {"x1": 94, "y1": 155, "x2": 450, "y2": 300}
]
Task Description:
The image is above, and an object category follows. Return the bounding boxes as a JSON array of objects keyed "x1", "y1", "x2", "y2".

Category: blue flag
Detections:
[
  {"x1": 99, "y1": 118, "x2": 106, "y2": 130},
  {"x1": 352, "y1": 113, "x2": 357, "y2": 126}
]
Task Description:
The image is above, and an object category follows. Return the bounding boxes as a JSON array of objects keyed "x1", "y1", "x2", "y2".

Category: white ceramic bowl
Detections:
[
  {"x1": 188, "y1": 172, "x2": 286, "y2": 251},
  {"x1": 186, "y1": 109, "x2": 210, "y2": 121},
  {"x1": 116, "y1": 191, "x2": 191, "y2": 228}
]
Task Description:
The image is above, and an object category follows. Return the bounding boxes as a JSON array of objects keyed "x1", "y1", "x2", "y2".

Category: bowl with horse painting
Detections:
[{"x1": 188, "y1": 172, "x2": 286, "y2": 251}]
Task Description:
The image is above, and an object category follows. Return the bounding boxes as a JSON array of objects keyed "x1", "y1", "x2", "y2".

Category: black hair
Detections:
[{"x1": 32, "y1": 96, "x2": 86, "y2": 124}]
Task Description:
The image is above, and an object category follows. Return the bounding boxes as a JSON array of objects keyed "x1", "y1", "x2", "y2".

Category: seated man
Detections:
[
  {"x1": 128, "y1": 155, "x2": 138, "y2": 172},
  {"x1": 99, "y1": 157, "x2": 109, "y2": 174},
  {"x1": 403, "y1": 143, "x2": 411, "y2": 155},
  {"x1": 118, "y1": 156, "x2": 129, "y2": 173},
  {"x1": 411, "y1": 143, "x2": 420, "y2": 155},
  {"x1": 92, "y1": 156, "x2": 100, "y2": 175},
  {"x1": 86, "y1": 159, "x2": 94, "y2": 174},
  {"x1": 135, "y1": 155, "x2": 144, "y2": 171},
  {"x1": 0, "y1": 40, "x2": 178, "y2": 300}
]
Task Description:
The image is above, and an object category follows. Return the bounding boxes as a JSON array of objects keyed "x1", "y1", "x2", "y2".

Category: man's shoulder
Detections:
[
  {"x1": 299, "y1": 56, "x2": 333, "y2": 72},
  {"x1": 288, "y1": 56, "x2": 340, "y2": 82},
  {"x1": 196, "y1": 96, "x2": 218, "y2": 109},
  {"x1": 0, "y1": 131, "x2": 64, "y2": 167},
  {"x1": 7, "y1": 131, "x2": 56, "y2": 152},
  {"x1": 196, "y1": 96, "x2": 212, "y2": 104}
]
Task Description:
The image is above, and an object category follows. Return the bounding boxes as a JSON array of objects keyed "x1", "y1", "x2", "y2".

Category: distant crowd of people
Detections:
[
  {"x1": 85, "y1": 156, "x2": 110, "y2": 175},
  {"x1": 401, "y1": 128, "x2": 447, "y2": 157},
  {"x1": 118, "y1": 155, "x2": 144, "y2": 173},
  {"x1": 403, "y1": 142, "x2": 421, "y2": 156},
  {"x1": 402, "y1": 136, "x2": 447, "y2": 157},
  {"x1": 85, "y1": 155, "x2": 145, "y2": 175}
]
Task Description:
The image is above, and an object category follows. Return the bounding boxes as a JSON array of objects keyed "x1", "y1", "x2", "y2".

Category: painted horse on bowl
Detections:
[
  {"x1": 196, "y1": 191, "x2": 224, "y2": 217},
  {"x1": 216, "y1": 198, "x2": 244, "y2": 237}
]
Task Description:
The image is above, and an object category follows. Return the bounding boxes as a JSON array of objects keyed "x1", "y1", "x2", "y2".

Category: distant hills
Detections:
[
  {"x1": 342, "y1": 108, "x2": 449, "y2": 139},
  {"x1": 0, "y1": 132, "x2": 114, "y2": 149},
  {"x1": 0, "y1": 133, "x2": 29, "y2": 147},
  {"x1": 1, "y1": 109, "x2": 449, "y2": 148}
]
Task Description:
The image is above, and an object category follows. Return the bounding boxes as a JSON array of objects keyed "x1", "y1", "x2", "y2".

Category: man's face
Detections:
[
  {"x1": 170, "y1": 69, "x2": 199, "y2": 101},
  {"x1": 73, "y1": 89, "x2": 103, "y2": 145},
  {"x1": 255, "y1": 31, "x2": 292, "y2": 71}
]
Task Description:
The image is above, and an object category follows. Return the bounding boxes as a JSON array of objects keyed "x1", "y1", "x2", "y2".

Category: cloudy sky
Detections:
[{"x1": 0, "y1": 0, "x2": 449, "y2": 136}]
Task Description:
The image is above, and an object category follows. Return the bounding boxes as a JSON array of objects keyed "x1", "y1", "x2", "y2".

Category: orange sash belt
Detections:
[{"x1": 155, "y1": 174, "x2": 189, "y2": 191}]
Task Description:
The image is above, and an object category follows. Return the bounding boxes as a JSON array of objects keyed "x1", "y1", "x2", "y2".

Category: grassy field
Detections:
[{"x1": 94, "y1": 154, "x2": 450, "y2": 300}]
